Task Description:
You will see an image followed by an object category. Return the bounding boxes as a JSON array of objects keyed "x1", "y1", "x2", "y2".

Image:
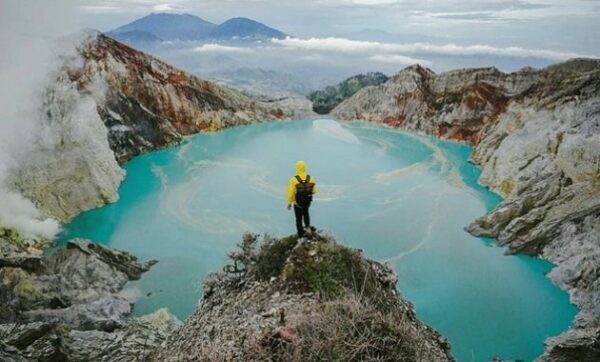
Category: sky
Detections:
[{"x1": 77, "y1": 0, "x2": 600, "y2": 53}]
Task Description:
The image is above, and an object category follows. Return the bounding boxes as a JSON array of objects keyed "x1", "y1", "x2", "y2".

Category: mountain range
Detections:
[{"x1": 107, "y1": 13, "x2": 287, "y2": 43}]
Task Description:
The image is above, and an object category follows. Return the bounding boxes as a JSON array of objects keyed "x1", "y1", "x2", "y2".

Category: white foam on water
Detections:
[
  {"x1": 312, "y1": 184, "x2": 354, "y2": 202},
  {"x1": 371, "y1": 160, "x2": 434, "y2": 184},
  {"x1": 385, "y1": 192, "x2": 444, "y2": 262},
  {"x1": 176, "y1": 141, "x2": 193, "y2": 160},
  {"x1": 151, "y1": 164, "x2": 169, "y2": 190},
  {"x1": 358, "y1": 135, "x2": 395, "y2": 153},
  {"x1": 164, "y1": 183, "x2": 258, "y2": 236},
  {"x1": 313, "y1": 119, "x2": 361, "y2": 144},
  {"x1": 186, "y1": 158, "x2": 256, "y2": 173},
  {"x1": 250, "y1": 172, "x2": 286, "y2": 198},
  {"x1": 373, "y1": 185, "x2": 426, "y2": 208}
]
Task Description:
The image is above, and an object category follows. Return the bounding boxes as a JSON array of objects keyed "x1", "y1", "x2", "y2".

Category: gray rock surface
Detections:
[
  {"x1": 21, "y1": 296, "x2": 132, "y2": 332},
  {"x1": 0, "y1": 308, "x2": 180, "y2": 362},
  {"x1": 0, "y1": 228, "x2": 179, "y2": 361},
  {"x1": 0, "y1": 238, "x2": 154, "y2": 318},
  {"x1": 331, "y1": 59, "x2": 600, "y2": 360}
]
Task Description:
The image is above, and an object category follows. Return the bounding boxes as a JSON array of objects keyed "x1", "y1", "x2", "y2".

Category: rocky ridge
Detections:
[
  {"x1": 0, "y1": 227, "x2": 180, "y2": 361},
  {"x1": 153, "y1": 232, "x2": 454, "y2": 361},
  {"x1": 332, "y1": 59, "x2": 600, "y2": 361}
]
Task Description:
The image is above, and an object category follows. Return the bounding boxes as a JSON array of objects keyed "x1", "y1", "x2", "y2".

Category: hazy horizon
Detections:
[
  {"x1": 3, "y1": 1, "x2": 600, "y2": 96},
  {"x1": 79, "y1": 0, "x2": 599, "y2": 54}
]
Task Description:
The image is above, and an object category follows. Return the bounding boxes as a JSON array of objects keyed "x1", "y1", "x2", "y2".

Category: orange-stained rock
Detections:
[{"x1": 71, "y1": 32, "x2": 301, "y2": 163}]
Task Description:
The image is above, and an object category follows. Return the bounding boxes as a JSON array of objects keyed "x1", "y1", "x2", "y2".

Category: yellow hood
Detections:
[{"x1": 296, "y1": 160, "x2": 307, "y2": 178}]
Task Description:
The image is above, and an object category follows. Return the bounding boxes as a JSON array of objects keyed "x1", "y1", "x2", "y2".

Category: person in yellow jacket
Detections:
[{"x1": 286, "y1": 160, "x2": 317, "y2": 237}]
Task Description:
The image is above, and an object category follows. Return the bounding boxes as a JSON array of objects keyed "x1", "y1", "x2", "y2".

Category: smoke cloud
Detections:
[{"x1": 0, "y1": 0, "x2": 81, "y2": 238}]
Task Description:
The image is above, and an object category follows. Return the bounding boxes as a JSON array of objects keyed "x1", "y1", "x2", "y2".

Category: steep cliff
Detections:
[
  {"x1": 153, "y1": 232, "x2": 454, "y2": 361},
  {"x1": 332, "y1": 59, "x2": 600, "y2": 360},
  {"x1": 14, "y1": 31, "x2": 307, "y2": 224}
]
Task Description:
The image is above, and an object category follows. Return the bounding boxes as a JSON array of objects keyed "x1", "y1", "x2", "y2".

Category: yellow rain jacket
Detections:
[{"x1": 286, "y1": 160, "x2": 318, "y2": 208}]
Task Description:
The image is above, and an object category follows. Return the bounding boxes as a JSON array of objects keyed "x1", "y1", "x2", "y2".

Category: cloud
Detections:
[
  {"x1": 193, "y1": 44, "x2": 254, "y2": 53},
  {"x1": 426, "y1": 11, "x2": 517, "y2": 22},
  {"x1": 153, "y1": 4, "x2": 185, "y2": 12},
  {"x1": 79, "y1": 5, "x2": 123, "y2": 13},
  {"x1": 369, "y1": 54, "x2": 433, "y2": 66},
  {"x1": 273, "y1": 36, "x2": 595, "y2": 61}
]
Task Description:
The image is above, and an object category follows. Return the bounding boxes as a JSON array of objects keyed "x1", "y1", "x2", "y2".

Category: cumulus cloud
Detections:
[
  {"x1": 193, "y1": 44, "x2": 254, "y2": 53},
  {"x1": 273, "y1": 36, "x2": 594, "y2": 61}
]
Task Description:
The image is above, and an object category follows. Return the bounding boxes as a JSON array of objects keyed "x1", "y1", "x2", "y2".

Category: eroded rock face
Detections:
[
  {"x1": 0, "y1": 229, "x2": 179, "y2": 361},
  {"x1": 73, "y1": 32, "x2": 298, "y2": 163},
  {"x1": 154, "y1": 232, "x2": 453, "y2": 361},
  {"x1": 332, "y1": 59, "x2": 600, "y2": 360}
]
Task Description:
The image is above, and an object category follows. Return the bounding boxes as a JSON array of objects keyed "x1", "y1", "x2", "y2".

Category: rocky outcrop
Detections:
[
  {"x1": 331, "y1": 59, "x2": 600, "y2": 360},
  {"x1": 154, "y1": 232, "x2": 453, "y2": 361},
  {"x1": 0, "y1": 228, "x2": 180, "y2": 361},
  {"x1": 258, "y1": 96, "x2": 318, "y2": 120}
]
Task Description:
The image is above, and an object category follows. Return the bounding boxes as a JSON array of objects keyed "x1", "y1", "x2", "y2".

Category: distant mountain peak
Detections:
[
  {"x1": 108, "y1": 13, "x2": 288, "y2": 43},
  {"x1": 108, "y1": 12, "x2": 216, "y2": 41},
  {"x1": 210, "y1": 17, "x2": 287, "y2": 40}
]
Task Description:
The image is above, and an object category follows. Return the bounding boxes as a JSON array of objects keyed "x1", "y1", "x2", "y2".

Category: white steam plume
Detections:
[{"x1": 0, "y1": 1, "x2": 80, "y2": 239}]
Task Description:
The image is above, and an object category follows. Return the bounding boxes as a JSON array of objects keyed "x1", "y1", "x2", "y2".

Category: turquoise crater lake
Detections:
[{"x1": 59, "y1": 119, "x2": 576, "y2": 361}]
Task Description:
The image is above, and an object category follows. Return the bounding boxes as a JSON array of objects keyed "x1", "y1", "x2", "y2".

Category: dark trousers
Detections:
[{"x1": 294, "y1": 205, "x2": 310, "y2": 237}]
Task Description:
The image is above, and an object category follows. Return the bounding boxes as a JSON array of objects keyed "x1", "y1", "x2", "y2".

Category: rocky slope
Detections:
[
  {"x1": 153, "y1": 232, "x2": 453, "y2": 361},
  {"x1": 332, "y1": 59, "x2": 600, "y2": 361},
  {"x1": 0, "y1": 227, "x2": 180, "y2": 361},
  {"x1": 12, "y1": 31, "x2": 309, "y2": 224}
]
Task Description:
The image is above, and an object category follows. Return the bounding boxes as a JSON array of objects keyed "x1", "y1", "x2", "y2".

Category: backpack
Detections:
[{"x1": 295, "y1": 175, "x2": 314, "y2": 208}]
